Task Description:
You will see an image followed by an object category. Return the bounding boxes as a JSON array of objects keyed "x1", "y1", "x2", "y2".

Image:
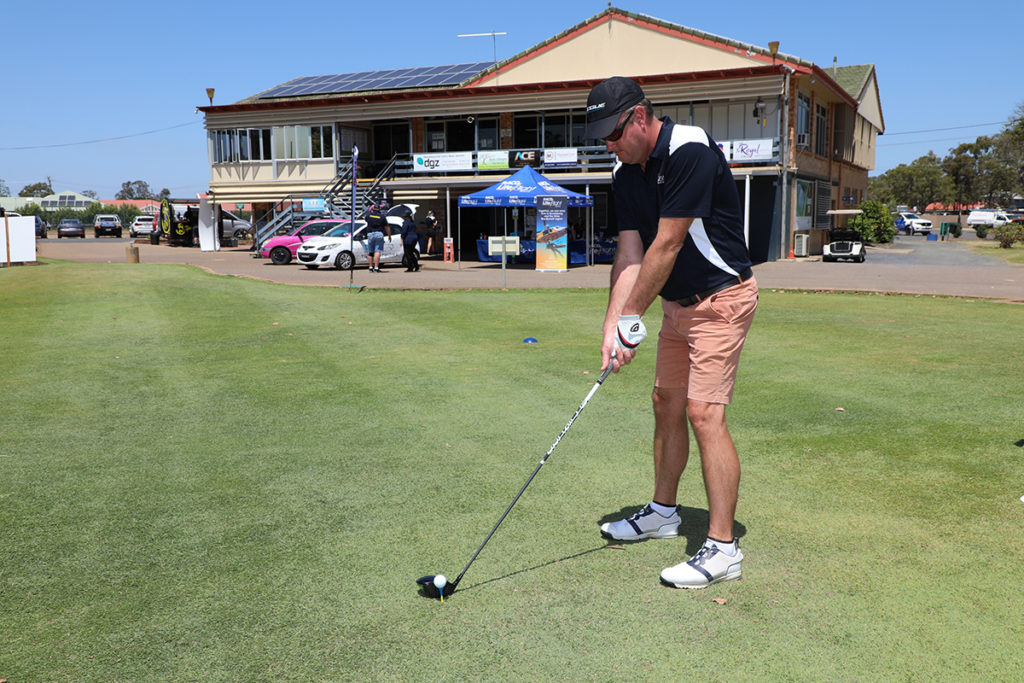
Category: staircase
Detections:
[{"x1": 251, "y1": 155, "x2": 397, "y2": 253}]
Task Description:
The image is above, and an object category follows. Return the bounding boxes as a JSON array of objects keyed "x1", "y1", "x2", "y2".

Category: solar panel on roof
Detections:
[{"x1": 257, "y1": 61, "x2": 493, "y2": 99}]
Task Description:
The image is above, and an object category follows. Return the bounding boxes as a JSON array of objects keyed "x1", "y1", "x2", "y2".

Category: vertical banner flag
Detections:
[{"x1": 534, "y1": 195, "x2": 568, "y2": 272}]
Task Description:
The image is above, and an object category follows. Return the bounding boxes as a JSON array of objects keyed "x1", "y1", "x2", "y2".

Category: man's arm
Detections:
[
  {"x1": 601, "y1": 230, "x2": 643, "y2": 371},
  {"x1": 622, "y1": 216, "x2": 694, "y2": 316},
  {"x1": 602, "y1": 217, "x2": 694, "y2": 371}
]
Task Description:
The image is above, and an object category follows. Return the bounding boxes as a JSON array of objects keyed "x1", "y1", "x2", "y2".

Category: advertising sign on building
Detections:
[
  {"x1": 535, "y1": 195, "x2": 569, "y2": 272},
  {"x1": 509, "y1": 149, "x2": 541, "y2": 168},
  {"x1": 543, "y1": 148, "x2": 578, "y2": 168},
  {"x1": 303, "y1": 197, "x2": 325, "y2": 213},
  {"x1": 478, "y1": 150, "x2": 509, "y2": 170},
  {"x1": 413, "y1": 152, "x2": 475, "y2": 173},
  {"x1": 730, "y1": 138, "x2": 774, "y2": 162}
]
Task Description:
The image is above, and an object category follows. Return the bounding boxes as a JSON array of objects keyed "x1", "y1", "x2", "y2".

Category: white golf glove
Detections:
[{"x1": 615, "y1": 314, "x2": 647, "y2": 351}]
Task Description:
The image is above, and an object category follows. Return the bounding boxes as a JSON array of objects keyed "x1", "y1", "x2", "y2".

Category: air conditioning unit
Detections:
[
  {"x1": 793, "y1": 233, "x2": 810, "y2": 257},
  {"x1": 795, "y1": 133, "x2": 810, "y2": 149}
]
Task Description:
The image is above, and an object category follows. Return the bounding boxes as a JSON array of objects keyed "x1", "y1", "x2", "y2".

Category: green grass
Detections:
[
  {"x1": 2, "y1": 261, "x2": 1022, "y2": 681},
  {"x1": 966, "y1": 237, "x2": 1024, "y2": 265}
]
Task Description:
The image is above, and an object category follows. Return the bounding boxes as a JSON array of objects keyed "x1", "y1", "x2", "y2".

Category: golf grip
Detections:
[{"x1": 452, "y1": 360, "x2": 615, "y2": 589}]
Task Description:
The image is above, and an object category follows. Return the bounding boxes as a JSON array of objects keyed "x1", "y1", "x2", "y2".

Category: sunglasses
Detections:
[{"x1": 602, "y1": 108, "x2": 635, "y2": 143}]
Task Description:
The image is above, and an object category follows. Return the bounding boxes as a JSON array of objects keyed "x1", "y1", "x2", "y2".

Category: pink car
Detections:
[{"x1": 260, "y1": 219, "x2": 347, "y2": 265}]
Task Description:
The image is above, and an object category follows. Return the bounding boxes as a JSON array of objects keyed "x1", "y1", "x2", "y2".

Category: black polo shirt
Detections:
[{"x1": 611, "y1": 116, "x2": 750, "y2": 300}]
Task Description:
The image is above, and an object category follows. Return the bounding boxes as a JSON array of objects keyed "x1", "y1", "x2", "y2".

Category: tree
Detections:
[
  {"x1": 158, "y1": 188, "x2": 171, "y2": 200},
  {"x1": 19, "y1": 179, "x2": 54, "y2": 197},
  {"x1": 0, "y1": 178, "x2": 10, "y2": 196},
  {"x1": 81, "y1": 190, "x2": 98, "y2": 199},
  {"x1": 942, "y1": 143, "x2": 980, "y2": 216},
  {"x1": 993, "y1": 102, "x2": 1024, "y2": 197},
  {"x1": 849, "y1": 200, "x2": 896, "y2": 243},
  {"x1": 115, "y1": 180, "x2": 155, "y2": 200}
]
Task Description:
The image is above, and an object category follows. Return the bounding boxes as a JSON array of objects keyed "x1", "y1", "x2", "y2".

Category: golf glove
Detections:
[{"x1": 616, "y1": 314, "x2": 647, "y2": 351}]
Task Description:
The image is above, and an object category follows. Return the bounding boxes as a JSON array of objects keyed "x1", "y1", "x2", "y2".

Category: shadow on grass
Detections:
[
  {"x1": 453, "y1": 545, "x2": 607, "y2": 595},
  {"x1": 598, "y1": 505, "x2": 747, "y2": 556}
]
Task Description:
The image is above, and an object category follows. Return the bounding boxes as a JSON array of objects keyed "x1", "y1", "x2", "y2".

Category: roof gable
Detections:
[{"x1": 469, "y1": 8, "x2": 803, "y2": 87}]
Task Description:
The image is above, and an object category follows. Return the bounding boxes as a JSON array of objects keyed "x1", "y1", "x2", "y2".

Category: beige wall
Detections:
[{"x1": 495, "y1": 20, "x2": 761, "y2": 85}]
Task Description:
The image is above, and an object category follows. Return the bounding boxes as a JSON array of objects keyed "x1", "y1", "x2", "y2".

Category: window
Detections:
[
  {"x1": 514, "y1": 114, "x2": 539, "y2": 148},
  {"x1": 815, "y1": 103, "x2": 828, "y2": 157},
  {"x1": 477, "y1": 117, "x2": 499, "y2": 150},
  {"x1": 796, "y1": 94, "x2": 811, "y2": 149},
  {"x1": 273, "y1": 125, "x2": 312, "y2": 160},
  {"x1": 426, "y1": 121, "x2": 445, "y2": 151},
  {"x1": 310, "y1": 125, "x2": 334, "y2": 159},
  {"x1": 211, "y1": 128, "x2": 272, "y2": 163},
  {"x1": 373, "y1": 122, "x2": 411, "y2": 159},
  {"x1": 544, "y1": 114, "x2": 568, "y2": 148}
]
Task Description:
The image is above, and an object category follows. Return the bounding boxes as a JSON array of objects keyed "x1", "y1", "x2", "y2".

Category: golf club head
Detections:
[{"x1": 416, "y1": 575, "x2": 455, "y2": 600}]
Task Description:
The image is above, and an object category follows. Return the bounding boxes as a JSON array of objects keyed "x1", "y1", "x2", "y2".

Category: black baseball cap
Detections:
[{"x1": 585, "y1": 77, "x2": 645, "y2": 140}]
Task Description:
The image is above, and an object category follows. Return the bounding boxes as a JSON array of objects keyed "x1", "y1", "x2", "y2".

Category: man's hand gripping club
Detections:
[{"x1": 603, "y1": 314, "x2": 647, "y2": 373}]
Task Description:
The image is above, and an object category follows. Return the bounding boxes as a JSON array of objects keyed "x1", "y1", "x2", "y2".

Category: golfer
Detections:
[{"x1": 587, "y1": 77, "x2": 758, "y2": 589}]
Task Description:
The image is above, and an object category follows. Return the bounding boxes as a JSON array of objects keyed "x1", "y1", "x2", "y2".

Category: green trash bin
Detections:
[{"x1": 940, "y1": 222, "x2": 951, "y2": 240}]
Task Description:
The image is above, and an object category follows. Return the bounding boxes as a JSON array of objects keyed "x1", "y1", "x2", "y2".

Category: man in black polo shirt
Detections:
[{"x1": 587, "y1": 77, "x2": 758, "y2": 589}]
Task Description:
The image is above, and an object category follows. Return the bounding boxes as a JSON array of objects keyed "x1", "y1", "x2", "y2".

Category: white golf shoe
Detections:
[
  {"x1": 600, "y1": 504, "x2": 680, "y2": 541},
  {"x1": 660, "y1": 543, "x2": 743, "y2": 589}
]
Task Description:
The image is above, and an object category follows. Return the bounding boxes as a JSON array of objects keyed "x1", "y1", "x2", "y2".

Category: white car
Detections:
[
  {"x1": 296, "y1": 220, "x2": 418, "y2": 269},
  {"x1": 897, "y1": 212, "x2": 932, "y2": 235},
  {"x1": 130, "y1": 215, "x2": 156, "y2": 236},
  {"x1": 296, "y1": 204, "x2": 418, "y2": 270}
]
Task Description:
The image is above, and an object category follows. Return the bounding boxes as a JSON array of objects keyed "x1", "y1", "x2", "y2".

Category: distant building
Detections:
[{"x1": 199, "y1": 6, "x2": 883, "y2": 260}]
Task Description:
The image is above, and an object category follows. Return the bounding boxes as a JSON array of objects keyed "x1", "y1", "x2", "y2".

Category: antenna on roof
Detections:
[{"x1": 457, "y1": 31, "x2": 507, "y2": 75}]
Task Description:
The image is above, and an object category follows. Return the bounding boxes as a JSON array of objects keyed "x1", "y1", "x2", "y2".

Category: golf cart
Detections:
[{"x1": 822, "y1": 229, "x2": 866, "y2": 263}]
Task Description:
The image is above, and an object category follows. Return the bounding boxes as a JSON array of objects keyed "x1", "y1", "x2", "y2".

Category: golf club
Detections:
[{"x1": 417, "y1": 357, "x2": 616, "y2": 600}]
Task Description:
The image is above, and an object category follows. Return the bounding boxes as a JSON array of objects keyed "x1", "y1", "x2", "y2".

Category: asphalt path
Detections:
[{"x1": 31, "y1": 233, "x2": 1024, "y2": 302}]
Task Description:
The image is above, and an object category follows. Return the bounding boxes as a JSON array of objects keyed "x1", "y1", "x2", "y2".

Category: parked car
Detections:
[
  {"x1": 57, "y1": 218, "x2": 85, "y2": 238},
  {"x1": 259, "y1": 218, "x2": 348, "y2": 265},
  {"x1": 966, "y1": 210, "x2": 1010, "y2": 229},
  {"x1": 129, "y1": 215, "x2": 156, "y2": 236},
  {"x1": 896, "y1": 212, "x2": 932, "y2": 235},
  {"x1": 296, "y1": 220, "x2": 422, "y2": 270},
  {"x1": 35, "y1": 216, "x2": 48, "y2": 238},
  {"x1": 93, "y1": 214, "x2": 123, "y2": 238},
  {"x1": 220, "y1": 209, "x2": 252, "y2": 238},
  {"x1": 822, "y1": 229, "x2": 865, "y2": 263}
]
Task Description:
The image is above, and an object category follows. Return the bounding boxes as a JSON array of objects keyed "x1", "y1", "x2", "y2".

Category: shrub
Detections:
[
  {"x1": 973, "y1": 224, "x2": 989, "y2": 239},
  {"x1": 848, "y1": 200, "x2": 896, "y2": 243},
  {"x1": 992, "y1": 223, "x2": 1024, "y2": 248}
]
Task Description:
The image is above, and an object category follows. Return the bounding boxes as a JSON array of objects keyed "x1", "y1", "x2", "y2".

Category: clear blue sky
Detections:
[{"x1": 2, "y1": 0, "x2": 1018, "y2": 199}]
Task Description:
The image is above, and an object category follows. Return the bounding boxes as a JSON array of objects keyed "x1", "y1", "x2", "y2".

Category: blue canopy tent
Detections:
[{"x1": 456, "y1": 166, "x2": 597, "y2": 266}]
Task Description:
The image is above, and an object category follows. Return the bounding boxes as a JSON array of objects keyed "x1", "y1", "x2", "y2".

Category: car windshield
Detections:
[
  {"x1": 324, "y1": 224, "x2": 355, "y2": 237},
  {"x1": 905, "y1": 213, "x2": 920, "y2": 219}
]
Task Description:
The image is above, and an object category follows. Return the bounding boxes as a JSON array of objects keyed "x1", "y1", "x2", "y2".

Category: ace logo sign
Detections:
[{"x1": 509, "y1": 150, "x2": 540, "y2": 168}]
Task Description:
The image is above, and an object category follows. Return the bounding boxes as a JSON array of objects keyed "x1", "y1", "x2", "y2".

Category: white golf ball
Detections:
[{"x1": 433, "y1": 574, "x2": 447, "y2": 591}]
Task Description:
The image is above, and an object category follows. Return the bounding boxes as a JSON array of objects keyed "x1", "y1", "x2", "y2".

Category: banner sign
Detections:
[
  {"x1": 543, "y1": 148, "x2": 578, "y2": 167},
  {"x1": 302, "y1": 197, "x2": 325, "y2": 213},
  {"x1": 534, "y1": 195, "x2": 568, "y2": 272},
  {"x1": 509, "y1": 149, "x2": 541, "y2": 168},
  {"x1": 478, "y1": 150, "x2": 509, "y2": 170},
  {"x1": 413, "y1": 152, "x2": 474, "y2": 173},
  {"x1": 729, "y1": 138, "x2": 774, "y2": 162}
]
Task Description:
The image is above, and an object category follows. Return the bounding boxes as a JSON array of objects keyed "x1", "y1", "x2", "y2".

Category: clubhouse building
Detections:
[{"x1": 199, "y1": 7, "x2": 884, "y2": 261}]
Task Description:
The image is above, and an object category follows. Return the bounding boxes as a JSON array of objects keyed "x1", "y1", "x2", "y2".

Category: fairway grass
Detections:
[{"x1": 2, "y1": 261, "x2": 1022, "y2": 681}]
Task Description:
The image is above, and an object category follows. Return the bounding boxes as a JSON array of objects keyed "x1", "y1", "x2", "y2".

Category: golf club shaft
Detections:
[{"x1": 452, "y1": 361, "x2": 615, "y2": 589}]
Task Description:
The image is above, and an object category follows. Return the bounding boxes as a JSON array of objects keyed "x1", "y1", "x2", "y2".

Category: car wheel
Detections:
[
  {"x1": 57, "y1": 233, "x2": 62, "y2": 239},
  {"x1": 859, "y1": 253, "x2": 866, "y2": 262},
  {"x1": 335, "y1": 251, "x2": 354, "y2": 270},
  {"x1": 269, "y1": 247, "x2": 291, "y2": 265},
  {"x1": 303, "y1": 264, "x2": 320, "y2": 270}
]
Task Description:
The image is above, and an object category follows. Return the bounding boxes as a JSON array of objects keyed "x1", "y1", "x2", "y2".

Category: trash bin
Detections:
[
  {"x1": 940, "y1": 222, "x2": 954, "y2": 240},
  {"x1": 150, "y1": 231, "x2": 160, "y2": 245}
]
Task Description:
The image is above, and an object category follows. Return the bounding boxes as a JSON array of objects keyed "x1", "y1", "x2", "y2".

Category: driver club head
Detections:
[{"x1": 416, "y1": 575, "x2": 456, "y2": 600}]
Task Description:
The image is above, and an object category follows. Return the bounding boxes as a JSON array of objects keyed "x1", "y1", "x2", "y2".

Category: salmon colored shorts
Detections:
[{"x1": 654, "y1": 276, "x2": 758, "y2": 404}]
